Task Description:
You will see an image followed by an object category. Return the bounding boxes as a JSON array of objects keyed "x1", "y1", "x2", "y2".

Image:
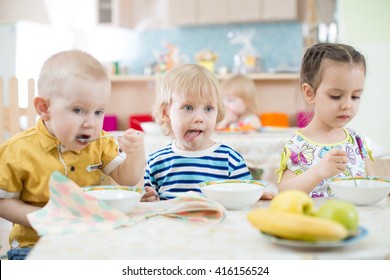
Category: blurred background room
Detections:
[
  {"x1": 1, "y1": 0, "x2": 390, "y2": 258},
  {"x1": 1, "y1": 0, "x2": 389, "y2": 152}
]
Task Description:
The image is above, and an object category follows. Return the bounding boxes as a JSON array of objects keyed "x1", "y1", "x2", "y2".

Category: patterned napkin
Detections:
[
  {"x1": 28, "y1": 171, "x2": 226, "y2": 236},
  {"x1": 127, "y1": 192, "x2": 226, "y2": 224},
  {"x1": 27, "y1": 171, "x2": 130, "y2": 236}
]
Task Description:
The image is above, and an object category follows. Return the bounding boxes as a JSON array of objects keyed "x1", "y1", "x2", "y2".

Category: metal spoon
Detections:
[
  {"x1": 77, "y1": 134, "x2": 115, "y2": 143},
  {"x1": 77, "y1": 131, "x2": 139, "y2": 143},
  {"x1": 347, "y1": 165, "x2": 358, "y2": 187}
]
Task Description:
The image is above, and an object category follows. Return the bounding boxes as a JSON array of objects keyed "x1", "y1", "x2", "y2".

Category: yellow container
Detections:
[{"x1": 198, "y1": 60, "x2": 215, "y2": 73}]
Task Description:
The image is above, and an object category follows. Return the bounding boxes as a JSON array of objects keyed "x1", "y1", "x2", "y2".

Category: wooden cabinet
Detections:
[
  {"x1": 262, "y1": 0, "x2": 298, "y2": 21},
  {"x1": 182, "y1": 0, "x2": 299, "y2": 25},
  {"x1": 97, "y1": 0, "x2": 133, "y2": 28},
  {"x1": 97, "y1": 0, "x2": 168, "y2": 29},
  {"x1": 97, "y1": 0, "x2": 299, "y2": 29},
  {"x1": 229, "y1": 0, "x2": 299, "y2": 23},
  {"x1": 182, "y1": 0, "x2": 299, "y2": 26},
  {"x1": 229, "y1": 0, "x2": 262, "y2": 23},
  {"x1": 167, "y1": 0, "x2": 230, "y2": 26},
  {"x1": 168, "y1": 0, "x2": 198, "y2": 26},
  {"x1": 198, "y1": 0, "x2": 229, "y2": 24}
]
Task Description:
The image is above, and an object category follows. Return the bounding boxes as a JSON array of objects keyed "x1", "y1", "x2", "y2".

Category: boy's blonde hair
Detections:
[
  {"x1": 221, "y1": 74, "x2": 259, "y2": 114},
  {"x1": 37, "y1": 50, "x2": 110, "y2": 98},
  {"x1": 153, "y1": 64, "x2": 225, "y2": 136}
]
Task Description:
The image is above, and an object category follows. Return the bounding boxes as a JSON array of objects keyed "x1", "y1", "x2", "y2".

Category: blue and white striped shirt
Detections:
[{"x1": 144, "y1": 142, "x2": 252, "y2": 194}]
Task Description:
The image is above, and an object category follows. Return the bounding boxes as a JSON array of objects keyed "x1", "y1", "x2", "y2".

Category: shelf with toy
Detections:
[{"x1": 109, "y1": 73, "x2": 299, "y2": 83}]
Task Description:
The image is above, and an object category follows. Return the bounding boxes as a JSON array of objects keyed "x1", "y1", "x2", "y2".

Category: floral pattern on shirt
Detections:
[{"x1": 277, "y1": 128, "x2": 373, "y2": 198}]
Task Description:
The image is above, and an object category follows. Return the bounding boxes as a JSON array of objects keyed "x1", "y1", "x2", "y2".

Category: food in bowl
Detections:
[
  {"x1": 329, "y1": 177, "x2": 390, "y2": 206},
  {"x1": 200, "y1": 180, "x2": 265, "y2": 210},
  {"x1": 83, "y1": 185, "x2": 142, "y2": 213}
]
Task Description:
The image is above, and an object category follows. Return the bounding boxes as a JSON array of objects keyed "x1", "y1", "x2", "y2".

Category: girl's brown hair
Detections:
[{"x1": 300, "y1": 43, "x2": 366, "y2": 93}]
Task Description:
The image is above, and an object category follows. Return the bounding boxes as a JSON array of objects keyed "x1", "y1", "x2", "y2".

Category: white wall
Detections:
[
  {"x1": 0, "y1": 0, "x2": 135, "y2": 71},
  {"x1": 0, "y1": 0, "x2": 96, "y2": 27},
  {"x1": 0, "y1": 0, "x2": 50, "y2": 23},
  {"x1": 338, "y1": 0, "x2": 390, "y2": 151},
  {"x1": 0, "y1": 21, "x2": 75, "y2": 107}
]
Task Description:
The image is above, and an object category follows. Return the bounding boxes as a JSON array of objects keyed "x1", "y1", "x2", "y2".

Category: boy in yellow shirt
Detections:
[{"x1": 0, "y1": 50, "x2": 146, "y2": 259}]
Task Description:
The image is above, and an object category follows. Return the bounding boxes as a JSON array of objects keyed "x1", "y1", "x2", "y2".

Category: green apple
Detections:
[
  {"x1": 270, "y1": 190, "x2": 314, "y2": 215},
  {"x1": 315, "y1": 200, "x2": 359, "y2": 232}
]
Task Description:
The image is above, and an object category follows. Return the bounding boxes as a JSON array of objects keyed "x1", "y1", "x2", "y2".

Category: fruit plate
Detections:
[{"x1": 260, "y1": 226, "x2": 368, "y2": 248}]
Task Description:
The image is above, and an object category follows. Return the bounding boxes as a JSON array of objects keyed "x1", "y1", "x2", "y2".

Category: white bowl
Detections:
[
  {"x1": 200, "y1": 180, "x2": 265, "y2": 210},
  {"x1": 140, "y1": 122, "x2": 161, "y2": 134},
  {"x1": 329, "y1": 177, "x2": 390, "y2": 206},
  {"x1": 83, "y1": 185, "x2": 142, "y2": 213}
]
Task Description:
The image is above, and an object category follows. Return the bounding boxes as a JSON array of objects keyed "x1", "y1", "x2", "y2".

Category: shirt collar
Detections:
[{"x1": 36, "y1": 119, "x2": 81, "y2": 154}]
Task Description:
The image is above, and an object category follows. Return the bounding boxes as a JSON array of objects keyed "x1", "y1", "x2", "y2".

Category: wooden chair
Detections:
[{"x1": 0, "y1": 77, "x2": 37, "y2": 143}]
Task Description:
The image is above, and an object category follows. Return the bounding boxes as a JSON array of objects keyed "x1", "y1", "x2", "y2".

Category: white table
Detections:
[{"x1": 27, "y1": 197, "x2": 390, "y2": 260}]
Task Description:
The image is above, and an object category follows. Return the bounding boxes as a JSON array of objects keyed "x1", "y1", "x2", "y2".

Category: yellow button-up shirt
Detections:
[{"x1": 0, "y1": 119, "x2": 125, "y2": 247}]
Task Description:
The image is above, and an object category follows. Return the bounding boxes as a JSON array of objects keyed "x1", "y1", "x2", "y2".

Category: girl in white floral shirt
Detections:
[{"x1": 277, "y1": 43, "x2": 374, "y2": 197}]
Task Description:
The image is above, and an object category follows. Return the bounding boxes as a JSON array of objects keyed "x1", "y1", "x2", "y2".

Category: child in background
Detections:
[
  {"x1": 143, "y1": 64, "x2": 272, "y2": 200},
  {"x1": 0, "y1": 50, "x2": 146, "y2": 259},
  {"x1": 277, "y1": 43, "x2": 374, "y2": 198},
  {"x1": 216, "y1": 74, "x2": 261, "y2": 131}
]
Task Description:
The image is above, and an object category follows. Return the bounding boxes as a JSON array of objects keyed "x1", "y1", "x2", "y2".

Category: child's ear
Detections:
[
  {"x1": 34, "y1": 96, "x2": 50, "y2": 121},
  {"x1": 302, "y1": 83, "x2": 315, "y2": 104},
  {"x1": 161, "y1": 104, "x2": 170, "y2": 122}
]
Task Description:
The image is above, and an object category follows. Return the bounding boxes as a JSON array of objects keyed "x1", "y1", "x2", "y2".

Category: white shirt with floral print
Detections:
[{"x1": 277, "y1": 128, "x2": 373, "y2": 198}]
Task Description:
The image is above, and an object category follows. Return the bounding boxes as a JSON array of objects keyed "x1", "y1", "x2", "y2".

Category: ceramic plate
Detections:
[{"x1": 260, "y1": 226, "x2": 368, "y2": 248}]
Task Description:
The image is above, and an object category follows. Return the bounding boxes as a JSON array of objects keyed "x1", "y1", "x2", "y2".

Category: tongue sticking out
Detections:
[{"x1": 185, "y1": 130, "x2": 201, "y2": 141}]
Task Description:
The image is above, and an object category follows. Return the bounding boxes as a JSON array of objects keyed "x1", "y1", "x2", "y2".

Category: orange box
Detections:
[{"x1": 260, "y1": 112, "x2": 289, "y2": 127}]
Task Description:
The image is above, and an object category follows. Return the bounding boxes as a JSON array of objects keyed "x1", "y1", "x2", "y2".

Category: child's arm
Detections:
[
  {"x1": 216, "y1": 110, "x2": 238, "y2": 129},
  {"x1": 0, "y1": 198, "x2": 40, "y2": 227},
  {"x1": 110, "y1": 129, "x2": 146, "y2": 186},
  {"x1": 279, "y1": 148, "x2": 348, "y2": 194}
]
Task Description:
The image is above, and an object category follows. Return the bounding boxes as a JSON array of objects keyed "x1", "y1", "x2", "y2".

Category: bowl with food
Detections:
[
  {"x1": 82, "y1": 185, "x2": 142, "y2": 213},
  {"x1": 329, "y1": 177, "x2": 390, "y2": 206},
  {"x1": 199, "y1": 180, "x2": 266, "y2": 210}
]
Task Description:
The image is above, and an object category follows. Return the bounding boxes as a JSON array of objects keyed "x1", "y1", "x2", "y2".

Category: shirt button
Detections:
[{"x1": 70, "y1": 166, "x2": 75, "y2": 172}]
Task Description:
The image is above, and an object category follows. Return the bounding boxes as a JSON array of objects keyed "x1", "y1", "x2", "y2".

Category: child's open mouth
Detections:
[
  {"x1": 184, "y1": 130, "x2": 202, "y2": 141},
  {"x1": 76, "y1": 134, "x2": 91, "y2": 143}
]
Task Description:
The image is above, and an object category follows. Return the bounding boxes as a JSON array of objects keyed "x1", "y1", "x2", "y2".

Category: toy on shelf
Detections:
[
  {"x1": 195, "y1": 49, "x2": 218, "y2": 73},
  {"x1": 228, "y1": 29, "x2": 261, "y2": 74},
  {"x1": 151, "y1": 43, "x2": 188, "y2": 75}
]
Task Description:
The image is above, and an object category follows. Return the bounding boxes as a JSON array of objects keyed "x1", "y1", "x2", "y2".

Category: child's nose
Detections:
[
  {"x1": 194, "y1": 110, "x2": 205, "y2": 122},
  {"x1": 341, "y1": 99, "x2": 353, "y2": 110},
  {"x1": 82, "y1": 115, "x2": 97, "y2": 127}
]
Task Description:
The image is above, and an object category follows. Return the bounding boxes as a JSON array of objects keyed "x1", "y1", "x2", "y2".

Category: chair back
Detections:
[{"x1": 0, "y1": 77, "x2": 37, "y2": 143}]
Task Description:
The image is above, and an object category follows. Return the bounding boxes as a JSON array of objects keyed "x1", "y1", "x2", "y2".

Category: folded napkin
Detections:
[
  {"x1": 127, "y1": 192, "x2": 226, "y2": 224},
  {"x1": 28, "y1": 171, "x2": 226, "y2": 236}
]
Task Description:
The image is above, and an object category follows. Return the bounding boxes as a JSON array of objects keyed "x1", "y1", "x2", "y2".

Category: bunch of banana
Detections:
[{"x1": 247, "y1": 190, "x2": 358, "y2": 242}]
